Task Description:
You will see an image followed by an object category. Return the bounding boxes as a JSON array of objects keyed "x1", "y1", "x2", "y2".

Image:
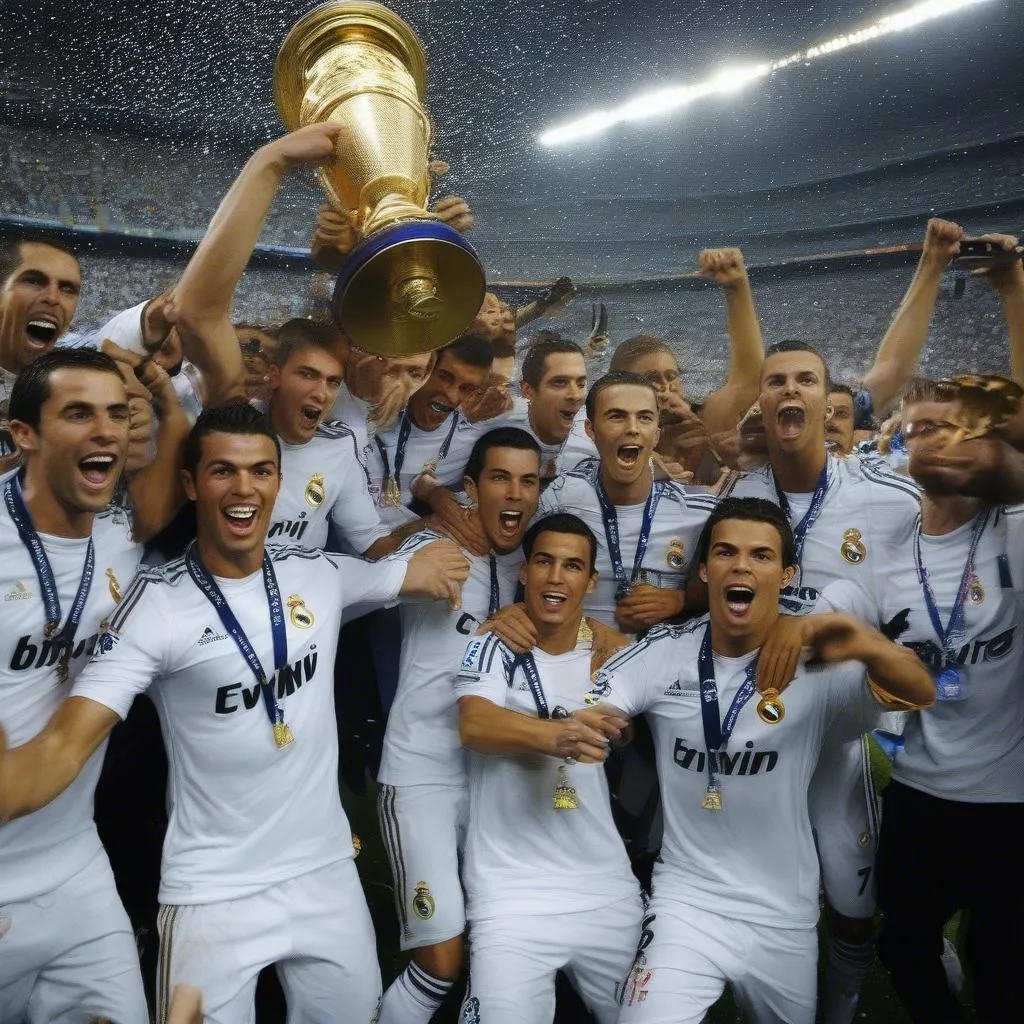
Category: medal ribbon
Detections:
[
  {"x1": 487, "y1": 552, "x2": 501, "y2": 618},
  {"x1": 186, "y1": 542, "x2": 288, "y2": 735},
  {"x1": 515, "y1": 651, "x2": 550, "y2": 719},
  {"x1": 772, "y1": 463, "x2": 829, "y2": 565},
  {"x1": 595, "y1": 473, "x2": 664, "y2": 600},
  {"x1": 697, "y1": 624, "x2": 760, "y2": 795},
  {"x1": 376, "y1": 412, "x2": 460, "y2": 498},
  {"x1": 912, "y1": 509, "x2": 989, "y2": 665},
  {"x1": 4, "y1": 475, "x2": 95, "y2": 666}
]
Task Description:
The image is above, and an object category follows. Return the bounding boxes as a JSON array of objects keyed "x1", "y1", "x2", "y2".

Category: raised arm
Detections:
[
  {"x1": 972, "y1": 232, "x2": 1024, "y2": 386},
  {"x1": 0, "y1": 697, "x2": 119, "y2": 823},
  {"x1": 861, "y1": 218, "x2": 963, "y2": 417},
  {"x1": 172, "y1": 124, "x2": 344, "y2": 404},
  {"x1": 696, "y1": 248, "x2": 765, "y2": 436}
]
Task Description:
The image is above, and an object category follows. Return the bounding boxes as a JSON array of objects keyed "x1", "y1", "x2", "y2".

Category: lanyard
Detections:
[
  {"x1": 913, "y1": 509, "x2": 989, "y2": 662},
  {"x1": 773, "y1": 463, "x2": 829, "y2": 566},
  {"x1": 487, "y1": 552, "x2": 501, "y2": 618},
  {"x1": 186, "y1": 542, "x2": 289, "y2": 738},
  {"x1": 4, "y1": 475, "x2": 95, "y2": 682},
  {"x1": 595, "y1": 473, "x2": 663, "y2": 600},
  {"x1": 516, "y1": 651, "x2": 550, "y2": 719},
  {"x1": 697, "y1": 624, "x2": 759, "y2": 799},
  {"x1": 376, "y1": 412, "x2": 459, "y2": 493}
]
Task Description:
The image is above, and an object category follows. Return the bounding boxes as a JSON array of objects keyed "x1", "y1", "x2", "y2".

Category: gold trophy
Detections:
[
  {"x1": 274, "y1": 1, "x2": 486, "y2": 356},
  {"x1": 943, "y1": 373, "x2": 1023, "y2": 442}
]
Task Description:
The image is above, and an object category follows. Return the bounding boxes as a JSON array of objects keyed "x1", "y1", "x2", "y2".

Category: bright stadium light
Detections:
[{"x1": 538, "y1": 0, "x2": 993, "y2": 146}]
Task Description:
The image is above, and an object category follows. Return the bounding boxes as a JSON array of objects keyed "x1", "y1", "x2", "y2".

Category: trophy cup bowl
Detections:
[
  {"x1": 944, "y1": 373, "x2": 1023, "y2": 442},
  {"x1": 274, "y1": 1, "x2": 486, "y2": 356}
]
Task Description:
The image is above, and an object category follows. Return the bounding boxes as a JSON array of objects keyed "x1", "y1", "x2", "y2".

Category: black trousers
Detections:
[{"x1": 876, "y1": 780, "x2": 1024, "y2": 1024}]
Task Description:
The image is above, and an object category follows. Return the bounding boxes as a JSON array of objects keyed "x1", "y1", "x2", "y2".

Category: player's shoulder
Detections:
[
  {"x1": 105, "y1": 558, "x2": 188, "y2": 631},
  {"x1": 716, "y1": 464, "x2": 775, "y2": 502},
  {"x1": 843, "y1": 452, "x2": 920, "y2": 505},
  {"x1": 542, "y1": 458, "x2": 599, "y2": 502},
  {"x1": 602, "y1": 615, "x2": 707, "y2": 674},
  {"x1": 565, "y1": 456, "x2": 601, "y2": 486},
  {"x1": 267, "y1": 542, "x2": 339, "y2": 569},
  {"x1": 314, "y1": 418, "x2": 356, "y2": 442},
  {"x1": 458, "y1": 630, "x2": 515, "y2": 679},
  {"x1": 658, "y1": 478, "x2": 718, "y2": 512},
  {"x1": 392, "y1": 528, "x2": 444, "y2": 556}
]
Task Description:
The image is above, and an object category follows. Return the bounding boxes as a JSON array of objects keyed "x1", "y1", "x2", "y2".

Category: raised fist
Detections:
[{"x1": 698, "y1": 248, "x2": 747, "y2": 289}]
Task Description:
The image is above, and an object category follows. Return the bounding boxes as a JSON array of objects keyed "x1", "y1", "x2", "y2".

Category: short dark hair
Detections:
[
  {"x1": 272, "y1": 318, "x2": 342, "y2": 368},
  {"x1": 522, "y1": 512, "x2": 599, "y2": 574},
  {"x1": 609, "y1": 334, "x2": 676, "y2": 373},
  {"x1": 585, "y1": 371, "x2": 659, "y2": 422},
  {"x1": 763, "y1": 340, "x2": 832, "y2": 391},
  {"x1": 697, "y1": 496, "x2": 796, "y2": 569},
  {"x1": 828, "y1": 382, "x2": 856, "y2": 401},
  {"x1": 0, "y1": 234, "x2": 79, "y2": 290},
  {"x1": 183, "y1": 402, "x2": 281, "y2": 477},
  {"x1": 520, "y1": 337, "x2": 585, "y2": 390},
  {"x1": 441, "y1": 333, "x2": 494, "y2": 372},
  {"x1": 8, "y1": 348, "x2": 123, "y2": 429},
  {"x1": 463, "y1": 426, "x2": 541, "y2": 483}
]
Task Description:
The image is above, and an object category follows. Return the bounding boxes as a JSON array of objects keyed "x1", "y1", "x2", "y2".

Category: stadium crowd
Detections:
[{"x1": 1, "y1": 122, "x2": 1023, "y2": 1024}]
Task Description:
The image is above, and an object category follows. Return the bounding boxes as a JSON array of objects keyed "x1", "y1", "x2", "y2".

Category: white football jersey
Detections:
[
  {"x1": 379, "y1": 532, "x2": 524, "y2": 787},
  {"x1": 365, "y1": 412, "x2": 467, "y2": 524},
  {"x1": 271, "y1": 420, "x2": 389, "y2": 554},
  {"x1": 720, "y1": 452, "x2": 920, "y2": 614},
  {"x1": 503, "y1": 397, "x2": 596, "y2": 478},
  {"x1": 593, "y1": 619, "x2": 879, "y2": 928},
  {"x1": 861, "y1": 507, "x2": 1024, "y2": 803},
  {"x1": 327, "y1": 383, "x2": 375, "y2": 468},
  {"x1": 538, "y1": 458, "x2": 718, "y2": 627},
  {"x1": 0, "y1": 503, "x2": 141, "y2": 903},
  {"x1": 455, "y1": 634, "x2": 640, "y2": 918},
  {"x1": 71, "y1": 544, "x2": 407, "y2": 905}
]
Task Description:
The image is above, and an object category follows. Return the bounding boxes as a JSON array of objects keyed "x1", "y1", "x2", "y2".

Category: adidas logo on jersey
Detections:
[
  {"x1": 4, "y1": 581, "x2": 31, "y2": 602},
  {"x1": 663, "y1": 679, "x2": 698, "y2": 697},
  {"x1": 673, "y1": 738, "x2": 778, "y2": 776},
  {"x1": 197, "y1": 625, "x2": 227, "y2": 646}
]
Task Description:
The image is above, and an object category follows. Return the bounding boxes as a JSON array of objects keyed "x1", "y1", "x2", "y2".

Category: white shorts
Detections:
[
  {"x1": 377, "y1": 782, "x2": 467, "y2": 950},
  {"x1": 155, "y1": 858, "x2": 381, "y2": 1024},
  {"x1": 808, "y1": 733, "x2": 880, "y2": 918},
  {"x1": 460, "y1": 893, "x2": 643, "y2": 1024},
  {"x1": 616, "y1": 899, "x2": 818, "y2": 1024},
  {"x1": 0, "y1": 850, "x2": 148, "y2": 1024}
]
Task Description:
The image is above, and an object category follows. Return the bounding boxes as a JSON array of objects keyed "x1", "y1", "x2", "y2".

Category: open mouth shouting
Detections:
[
  {"x1": 724, "y1": 584, "x2": 755, "y2": 620},
  {"x1": 78, "y1": 452, "x2": 118, "y2": 491},
  {"x1": 25, "y1": 315, "x2": 60, "y2": 349},
  {"x1": 222, "y1": 503, "x2": 260, "y2": 536},
  {"x1": 429, "y1": 399, "x2": 455, "y2": 417},
  {"x1": 497, "y1": 508, "x2": 523, "y2": 540},
  {"x1": 616, "y1": 444, "x2": 643, "y2": 470},
  {"x1": 299, "y1": 404, "x2": 323, "y2": 430},
  {"x1": 776, "y1": 404, "x2": 806, "y2": 440}
]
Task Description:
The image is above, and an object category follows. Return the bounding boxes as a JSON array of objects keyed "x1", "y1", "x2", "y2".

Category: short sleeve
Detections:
[
  {"x1": 455, "y1": 633, "x2": 514, "y2": 707},
  {"x1": 71, "y1": 573, "x2": 169, "y2": 720},
  {"x1": 816, "y1": 660, "x2": 884, "y2": 737},
  {"x1": 329, "y1": 455, "x2": 391, "y2": 554},
  {"x1": 588, "y1": 624, "x2": 685, "y2": 717},
  {"x1": 813, "y1": 579, "x2": 879, "y2": 625}
]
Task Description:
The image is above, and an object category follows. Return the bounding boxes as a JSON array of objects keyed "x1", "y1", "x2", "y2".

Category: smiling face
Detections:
[
  {"x1": 759, "y1": 350, "x2": 829, "y2": 457},
  {"x1": 11, "y1": 367, "x2": 129, "y2": 523},
  {"x1": 521, "y1": 352, "x2": 588, "y2": 445},
  {"x1": 519, "y1": 530, "x2": 597, "y2": 632},
  {"x1": 699, "y1": 518, "x2": 795, "y2": 650},
  {"x1": 585, "y1": 382, "x2": 660, "y2": 491},
  {"x1": 268, "y1": 344, "x2": 344, "y2": 444},
  {"x1": 182, "y1": 431, "x2": 281, "y2": 576},
  {"x1": 409, "y1": 348, "x2": 491, "y2": 431},
  {"x1": 464, "y1": 445, "x2": 541, "y2": 554},
  {"x1": 0, "y1": 243, "x2": 81, "y2": 372}
]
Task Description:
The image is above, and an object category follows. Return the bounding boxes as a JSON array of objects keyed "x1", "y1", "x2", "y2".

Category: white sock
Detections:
[
  {"x1": 823, "y1": 935, "x2": 874, "y2": 1024},
  {"x1": 378, "y1": 961, "x2": 454, "y2": 1024}
]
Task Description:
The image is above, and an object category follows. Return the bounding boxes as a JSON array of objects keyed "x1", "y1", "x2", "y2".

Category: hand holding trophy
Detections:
[{"x1": 274, "y1": 1, "x2": 486, "y2": 356}]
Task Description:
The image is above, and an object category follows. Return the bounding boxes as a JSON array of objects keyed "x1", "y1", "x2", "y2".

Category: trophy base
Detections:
[{"x1": 333, "y1": 220, "x2": 486, "y2": 356}]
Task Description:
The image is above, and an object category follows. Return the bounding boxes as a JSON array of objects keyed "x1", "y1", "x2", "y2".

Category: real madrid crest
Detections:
[
  {"x1": 412, "y1": 881, "x2": 436, "y2": 921},
  {"x1": 969, "y1": 574, "x2": 985, "y2": 605},
  {"x1": 666, "y1": 539, "x2": 686, "y2": 570},
  {"x1": 287, "y1": 595, "x2": 314, "y2": 629},
  {"x1": 304, "y1": 472, "x2": 326, "y2": 508},
  {"x1": 106, "y1": 568, "x2": 122, "y2": 603},
  {"x1": 840, "y1": 528, "x2": 867, "y2": 565}
]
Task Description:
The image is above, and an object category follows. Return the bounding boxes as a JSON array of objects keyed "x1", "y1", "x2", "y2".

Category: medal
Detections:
[
  {"x1": 968, "y1": 575, "x2": 985, "y2": 605},
  {"x1": 702, "y1": 783, "x2": 723, "y2": 812},
  {"x1": 576, "y1": 616, "x2": 594, "y2": 650},
  {"x1": 936, "y1": 665, "x2": 964, "y2": 701},
  {"x1": 304, "y1": 472, "x2": 326, "y2": 508},
  {"x1": 287, "y1": 595, "x2": 314, "y2": 628},
  {"x1": 380, "y1": 476, "x2": 402, "y2": 507},
  {"x1": 666, "y1": 539, "x2": 686, "y2": 570},
  {"x1": 421, "y1": 457, "x2": 439, "y2": 477},
  {"x1": 273, "y1": 719, "x2": 295, "y2": 749},
  {"x1": 352, "y1": 834, "x2": 362, "y2": 857},
  {"x1": 106, "y1": 568, "x2": 122, "y2": 603},
  {"x1": 553, "y1": 765, "x2": 580, "y2": 811},
  {"x1": 756, "y1": 687, "x2": 786, "y2": 725},
  {"x1": 840, "y1": 528, "x2": 867, "y2": 564}
]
